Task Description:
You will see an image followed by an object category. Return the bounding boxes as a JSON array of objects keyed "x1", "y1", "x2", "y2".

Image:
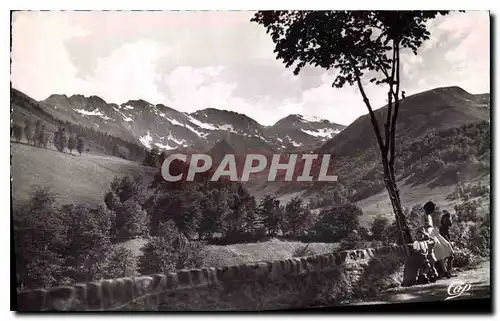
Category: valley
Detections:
[{"x1": 11, "y1": 85, "x2": 491, "y2": 224}]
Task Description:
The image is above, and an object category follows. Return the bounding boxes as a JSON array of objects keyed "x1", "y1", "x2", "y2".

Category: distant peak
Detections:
[
  {"x1": 275, "y1": 114, "x2": 326, "y2": 125},
  {"x1": 194, "y1": 108, "x2": 243, "y2": 117},
  {"x1": 424, "y1": 86, "x2": 470, "y2": 96},
  {"x1": 45, "y1": 93, "x2": 69, "y2": 100},
  {"x1": 122, "y1": 99, "x2": 151, "y2": 107}
]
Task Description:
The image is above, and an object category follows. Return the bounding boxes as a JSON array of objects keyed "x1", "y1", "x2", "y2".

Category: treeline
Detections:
[
  {"x1": 11, "y1": 120, "x2": 86, "y2": 155},
  {"x1": 62, "y1": 122, "x2": 147, "y2": 162},
  {"x1": 11, "y1": 88, "x2": 147, "y2": 162},
  {"x1": 308, "y1": 121, "x2": 490, "y2": 207}
]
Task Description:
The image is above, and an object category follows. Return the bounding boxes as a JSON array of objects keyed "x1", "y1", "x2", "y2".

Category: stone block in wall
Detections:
[
  {"x1": 73, "y1": 283, "x2": 88, "y2": 310},
  {"x1": 166, "y1": 272, "x2": 179, "y2": 290},
  {"x1": 38, "y1": 286, "x2": 75, "y2": 311},
  {"x1": 17, "y1": 289, "x2": 47, "y2": 311},
  {"x1": 201, "y1": 267, "x2": 218, "y2": 284},
  {"x1": 86, "y1": 282, "x2": 104, "y2": 311}
]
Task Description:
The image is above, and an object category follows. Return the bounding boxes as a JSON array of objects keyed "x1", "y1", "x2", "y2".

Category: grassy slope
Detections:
[
  {"x1": 119, "y1": 237, "x2": 340, "y2": 268},
  {"x1": 202, "y1": 238, "x2": 340, "y2": 267},
  {"x1": 355, "y1": 175, "x2": 490, "y2": 226},
  {"x1": 11, "y1": 142, "x2": 156, "y2": 206},
  {"x1": 265, "y1": 172, "x2": 490, "y2": 228}
]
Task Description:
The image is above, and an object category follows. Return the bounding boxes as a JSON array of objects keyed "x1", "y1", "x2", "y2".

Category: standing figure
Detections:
[
  {"x1": 439, "y1": 210, "x2": 457, "y2": 278},
  {"x1": 422, "y1": 201, "x2": 455, "y2": 278},
  {"x1": 414, "y1": 228, "x2": 439, "y2": 284}
]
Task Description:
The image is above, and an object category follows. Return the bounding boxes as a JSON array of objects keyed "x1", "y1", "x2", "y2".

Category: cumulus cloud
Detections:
[
  {"x1": 11, "y1": 12, "x2": 91, "y2": 100},
  {"x1": 88, "y1": 40, "x2": 170, "y2": 104}
]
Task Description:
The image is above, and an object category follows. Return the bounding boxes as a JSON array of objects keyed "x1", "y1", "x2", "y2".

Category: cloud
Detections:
[
  {"x1": 11, "y1": 11, "x2": 490, "y2": 127},
  {"x1": 11, "y1": 12, "x2": 90, "y2": 100},
  {"x1": 87, "y1": 40, "x2": 170, "y2": 104}
]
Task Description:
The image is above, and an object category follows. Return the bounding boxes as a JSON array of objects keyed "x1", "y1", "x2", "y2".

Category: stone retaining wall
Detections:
[{"x1": 16, "y1": 243, "x2": 412, "y2": 311}]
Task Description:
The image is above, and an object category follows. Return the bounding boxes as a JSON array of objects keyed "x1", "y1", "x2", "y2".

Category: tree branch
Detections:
[
  {"x1": 384, "y1": 41, "x2": 397, "y2": 157},
  {"x1": 350, "y1": 61, "x2": 386, "y2": 155},
  {"x1": 389, "y1": 40, "x2": 401, "y2": 179}
]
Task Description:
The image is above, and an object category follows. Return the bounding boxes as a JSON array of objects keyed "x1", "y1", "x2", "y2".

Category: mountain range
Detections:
[{"x1": 22, "y1": 91, "x2": 345, "y2": 153}]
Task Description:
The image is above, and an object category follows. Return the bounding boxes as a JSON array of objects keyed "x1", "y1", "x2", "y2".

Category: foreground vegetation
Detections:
[{"x1": 13, "y1": 163, "x2": 489, "y2": 293}]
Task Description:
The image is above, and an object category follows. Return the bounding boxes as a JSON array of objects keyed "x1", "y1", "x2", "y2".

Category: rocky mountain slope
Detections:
[{"x1": 25, "y1": 91, "x2": 345, "y2": 152}]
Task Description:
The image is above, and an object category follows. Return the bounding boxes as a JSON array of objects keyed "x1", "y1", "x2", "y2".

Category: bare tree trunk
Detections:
[{"x1": 353, "y1": 53, "x2": 417, "y2": 286}]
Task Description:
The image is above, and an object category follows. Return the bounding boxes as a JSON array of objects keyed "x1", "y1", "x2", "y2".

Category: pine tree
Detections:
[
  {"x1": 77, "y1": 137, "x2": 86, "y2": 155},
  {"x1": 24, "y1": 121, "x2": 33, "y2": 145},
  {"x1": 143, "y1": 145, "x2": 160, "y2": 167},
  {"x1": 68, "y1": 134, "x2": 77, "y2": 154},
  {"x1": 12, "y1": 124, "x2": 23, "y2": 143},
  {"x1": 34, "y1": 120, "x2": 42, "y2": 147},
  {"x1": 284, "y1": 197, "x2": 312, "y2": 237},
  {"x1": 257, "y1": 195, "x2": 282, "y2": 237},
  {"x1": 37, "y1": 124, "x2": 46, "y2": 149},
  {"x1": 54, "y1": 127, "x2": 68, "y2": 153}
]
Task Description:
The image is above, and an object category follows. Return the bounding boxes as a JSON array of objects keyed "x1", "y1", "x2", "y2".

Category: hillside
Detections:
[
  {"x1": 261, "y1": 87, "x2": 490, "y2": 202},
  {"x1": 10, "y1": 143, "x2": 156, "y2": 206},
  {"x1": 11, "y1": 88, "x2": 148, "y2": 162},
  {"x1": 320, "y1": 86, "x2": 490, "y2": 157}
]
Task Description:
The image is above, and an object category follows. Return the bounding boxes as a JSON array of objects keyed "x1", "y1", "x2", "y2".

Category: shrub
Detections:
[
  {"x1": 447, "y1": 181, "x2": 490, "y2": 200},
  {"x1": 138, "y1": 221, "x2": 205, "y2": 275},
  {"x1": 13, "y1": 187, "x2": 66, "y2": 289},
  {"x1": 311, "y1": 204, "x2": 363, "y2": 243},
  {"x1": 61, "y1": 204, "x2": 113, "y2": 283},
  {"x1": 370, "y1": 215, "x2": 390, "y2": 243},
  {"x1": 112, "y1": 200, "x2": 150, "y2": 240},
  {"x1": 453, "y1": 247, "x2": 481, "y2": 270},
  {"x1": 339, "y1": 231, "x2": 366, "y2": 251},
  {"x1": 102, "y1": 246, "x2": 138, "y2": 279},
  {"x1": 293, "y1": 244, "x2": 316, "y2": 258},
  {"x1": 105, "y1": 176, "x2": 150, "y2": 241},
  {"x1": 353, "y1": 255, "x2": 403, "y2": 298},
  {"x1": 454, "y1": 198, "x2": 482, "y2": 222},
  {"x1": 448, "y1": 212, "x2": 490, "y2": 271}
]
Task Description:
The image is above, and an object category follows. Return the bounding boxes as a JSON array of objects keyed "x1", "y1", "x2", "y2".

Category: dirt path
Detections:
[{"x1": 345, "y1": 261, "x2": 490, "y2": 305}]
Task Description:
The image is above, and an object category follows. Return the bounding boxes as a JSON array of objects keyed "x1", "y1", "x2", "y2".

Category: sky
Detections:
[{"x1": 11, "y1": 11, "x2": 490, "y2": 126}]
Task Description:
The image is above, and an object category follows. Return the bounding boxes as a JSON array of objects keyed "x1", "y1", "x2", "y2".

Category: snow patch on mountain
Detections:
[
  {"x1": 154, "y1": 142, "x2": 176, "y2": 150},
  {"x1": 185, "y1": 123, "x2": 208, "y2": 138},
  {"x1": 186, "y1": 114, "x2": 219, "y2": 130},
  {"x1": 165, "y1": 117, "x2": 183, "y2": 127},
  {"x1": 139, "y1": 131, "x2": 153, "y2": 148},
  {"x1": 219, "y1": 124, "x2": 239, "y2": 134},
  {"x1": 123, "y1": 105, "x2": 134, "y2": 110},
  {"x1": 74, "y1": 108, "x2": 113, "y2": 121},
  {"x1": 122, "y1": 115, "x2": 133, "y2": 122},
  {"x1": 167, "y1": 132, "x2": 186, "y2": 146},
  {"x1": 300, "y1": 115, "x2": 326, "y2": 122},
  {"x1": 75, "y1": 108, "x2": 104, "y2": 117},
  {"x1": 254, "y1": 135, "x2": 269, "y2": 142},
  {"x1": 301, "y1": 128, "x2": 340, "y2": 138},
  {"x1": 286, "y1": 136, "x2": 302, "y2": 147}
]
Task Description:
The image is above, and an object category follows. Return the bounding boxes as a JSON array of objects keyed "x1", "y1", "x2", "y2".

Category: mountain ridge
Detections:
[{"x1": 13, "y1": 88, "x2": 347, "y2": 153}]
